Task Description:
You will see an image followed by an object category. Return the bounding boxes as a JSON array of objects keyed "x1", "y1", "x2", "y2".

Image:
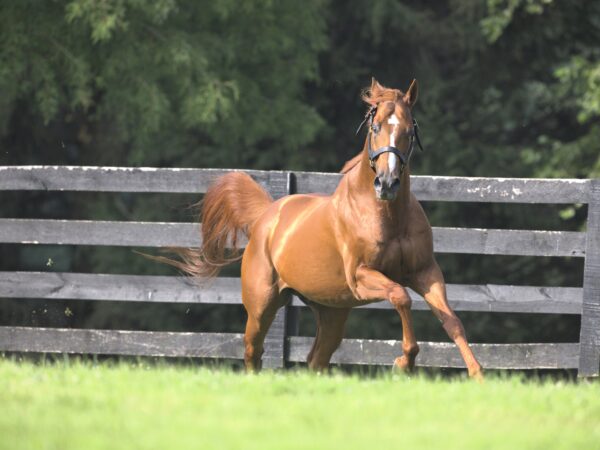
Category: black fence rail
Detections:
[{"x1": 0, "y1": 166, "x2": 598, "y2": 376}]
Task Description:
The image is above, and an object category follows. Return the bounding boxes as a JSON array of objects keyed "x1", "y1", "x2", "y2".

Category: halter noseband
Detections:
[{"x1": 356, "y1": 105, "x2": 424, "y2": 171}]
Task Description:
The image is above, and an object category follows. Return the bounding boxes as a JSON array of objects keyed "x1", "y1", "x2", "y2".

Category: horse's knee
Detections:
[{"x1": 389, "y1": 286, "x2": 411, "y2": 308}]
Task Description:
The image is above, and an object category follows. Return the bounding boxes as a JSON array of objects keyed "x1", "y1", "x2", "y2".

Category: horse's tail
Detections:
[{"x1": 142, "y1": 172, "x2": 273, "y2": 280}]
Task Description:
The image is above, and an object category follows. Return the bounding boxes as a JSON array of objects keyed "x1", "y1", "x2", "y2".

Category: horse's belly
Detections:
[
  {"x1": 269, "y1": 196, "x2": 354, "y2": 305},
  {"x1": 275, "y1": 234, "x2": 353, "y2": 304}
]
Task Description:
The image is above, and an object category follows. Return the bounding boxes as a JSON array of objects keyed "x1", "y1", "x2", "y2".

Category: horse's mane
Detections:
[{"x1": 340, "y1": 152, "x2": 362, "y2": 174}]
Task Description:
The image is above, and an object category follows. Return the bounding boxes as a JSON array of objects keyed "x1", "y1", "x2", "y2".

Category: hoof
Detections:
[
  {"x1": 392, "y1": 356, "x2": 414, "y2": 373},
  {"x1": 469, "y1": 368, "x2": 484, "y2": 383}
]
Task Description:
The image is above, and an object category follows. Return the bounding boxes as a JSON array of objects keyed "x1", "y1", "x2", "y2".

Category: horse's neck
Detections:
[{"x1": 344, "y1": 150, "x2": 411, "y2": 231}]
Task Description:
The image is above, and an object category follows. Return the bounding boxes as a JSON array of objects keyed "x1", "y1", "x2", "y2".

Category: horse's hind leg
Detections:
[
  {"x1": 307, "y1": 304, "x2": 350, "y2": 371},
  {"x1": 243, "y1": 300, "x2": 278, "y2": 371},
  {"x1": 241, "y1": 242, "x2": 288, "y2": 372}
]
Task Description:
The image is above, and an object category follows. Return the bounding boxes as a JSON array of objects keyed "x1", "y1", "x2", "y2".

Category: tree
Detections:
[{"x1": 0, "y1": 0, "x2": 327, "y2": 169}]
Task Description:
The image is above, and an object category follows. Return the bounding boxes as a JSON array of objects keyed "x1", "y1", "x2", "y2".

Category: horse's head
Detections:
[{"x1": 359, "y1": 78, "x2": 420, "y2": 201}]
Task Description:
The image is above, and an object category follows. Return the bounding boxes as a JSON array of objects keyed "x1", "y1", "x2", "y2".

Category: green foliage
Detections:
[
  {"x1": 0, "y1": 0, "x2": 326, "y2": 168},
  {"x1": 481, "y1": 0, "x2": 554, "y2": 43}
]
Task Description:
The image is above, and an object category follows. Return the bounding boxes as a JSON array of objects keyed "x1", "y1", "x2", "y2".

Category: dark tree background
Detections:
[{"x1": 1, "y1": 0, "x2": 599, "y2": 350}]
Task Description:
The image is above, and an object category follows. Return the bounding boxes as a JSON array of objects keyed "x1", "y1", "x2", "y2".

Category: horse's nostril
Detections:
[
  {"x1": 391, "y1": 178, "x2": 401, "y2": 190},
  {"x1": 374, "y1": 177, "x2": 382, "y2": 189}
]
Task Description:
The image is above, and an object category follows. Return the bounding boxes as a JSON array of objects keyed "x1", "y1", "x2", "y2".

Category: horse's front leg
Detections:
[
  {"x1": 354, "y1": 265, "x2": 419, "y2": 371},
  {"x1": 410, "y1": 261, "x2": 483, "y2": 380}
]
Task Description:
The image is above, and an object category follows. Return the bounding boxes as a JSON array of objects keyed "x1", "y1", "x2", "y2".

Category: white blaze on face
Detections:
[{"x1": 387, "y1": 114, "x2": 400, "y2": 172}]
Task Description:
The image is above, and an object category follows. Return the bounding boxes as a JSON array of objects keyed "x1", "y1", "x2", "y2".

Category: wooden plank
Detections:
[
  {"x1": 291, "y1": 284, "x2": 582, "y2": 314},
  {"x1": 0, "y1": 326, "x2": 579, "y2": 369},
  {"x1": 0, "y1": 326, "x2": 244, "y2": 359},
  {"x1": 0, "y1": 219, "x2": 585, "y2": 257},
  {"x1": 0, "y1": 165, "x2": 289, "y2": 196},
  {"x1": 0, "y1": 166, "x2": 589, "y2": 204},
  {"x1": 432, "y1": 227, "x2": 585, "y2": 257},
  {"x1": 578, "y1": 179, "x2": 600, "y2": 377},
  {"x1": 0, "y1": 272, "x2": 582, "y2": 314},
  {"x1": 292, "y1": 171, "x2": 341, "y2": 196},
  {"x1": 262, "y1": 172, "x2": 292, "y2": 369},
  {"x1": 0, "y1": 219, "x2": 202, "y2": 247},
  {"x1": 411, "y1": 176, "x2": 590, "y2": 204},
  {"x1": 293, "y1": 171, "x2": 590, "y2": 204},
  {"x1": 0, "y1": 326, "x2": 579, "y2": 370},
  {"x1": 432, "y1": 284, "x2": 582, "y2": 314},
  {"x1": 0, "y1": 272, "x2": 242, "y2": 304},
  {"x1": 287, "y1": 337, "x2": 579, "y2": 369}
]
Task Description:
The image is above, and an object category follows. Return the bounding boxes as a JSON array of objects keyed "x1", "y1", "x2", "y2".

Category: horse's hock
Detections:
[{"x1": 0, "y1": 166, "x2": 598, "y2": 377}]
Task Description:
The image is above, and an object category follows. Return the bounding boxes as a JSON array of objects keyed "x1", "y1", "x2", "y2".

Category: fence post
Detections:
[
  {"x1": 285, "y1": 173, "x2": 301, "y2": 340},
  {"x1": 262, "y1": 171, "x2": 293, "y2": 369},
  {"x1": 578, "y1": 179, "x2": 600, "y2": 378}
]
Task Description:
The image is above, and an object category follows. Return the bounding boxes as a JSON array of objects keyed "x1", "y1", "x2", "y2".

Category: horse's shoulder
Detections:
[
  {"x1": 407, "y1": 192, "x2": 428, "y2": 219},
  {"x1": 403, "y1": 193, "x2": 432, "y2": 237}
]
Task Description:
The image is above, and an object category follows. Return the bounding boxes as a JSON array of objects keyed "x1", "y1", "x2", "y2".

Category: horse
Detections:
[{"x1": 156, "y1": 78, "x2": 483, "y2": 379}]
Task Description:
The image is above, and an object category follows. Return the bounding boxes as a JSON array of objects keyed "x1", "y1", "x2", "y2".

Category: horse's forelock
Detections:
[{"x1": 361, "y1": 86, "x2": 404, "y2": 107}]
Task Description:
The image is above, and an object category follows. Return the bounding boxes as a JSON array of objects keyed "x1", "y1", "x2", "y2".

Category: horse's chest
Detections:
[{"x1": 362, "y1": 234, "x2": 422, "y2": 276}]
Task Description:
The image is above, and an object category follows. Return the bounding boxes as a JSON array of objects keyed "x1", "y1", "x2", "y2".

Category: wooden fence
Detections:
[{"x1": 0, "y1": 166, "x2": 598, "y2": 377}]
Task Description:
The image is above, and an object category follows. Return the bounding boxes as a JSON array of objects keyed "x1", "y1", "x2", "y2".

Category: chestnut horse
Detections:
[{"x1": 160, "y1": 78, "x2": 483, "y2": 379}]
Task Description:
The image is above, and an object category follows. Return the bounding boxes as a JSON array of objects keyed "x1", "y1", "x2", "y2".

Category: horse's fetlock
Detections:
[
  {"x1": 244, "y1": 343, "x2": 264, "y2": 362},
  {"x1": 403, "y1": 342, "x2": 419, "y2": 358}
]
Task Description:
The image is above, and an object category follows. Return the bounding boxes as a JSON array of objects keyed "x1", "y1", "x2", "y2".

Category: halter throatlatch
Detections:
[{"x1": 356, "y1": 104, "x2": 424, "y2": 172}]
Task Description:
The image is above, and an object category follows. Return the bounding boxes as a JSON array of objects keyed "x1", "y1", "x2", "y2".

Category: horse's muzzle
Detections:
[{"x1": 374, "y1": 175, "x2": 401, "y2": 201}]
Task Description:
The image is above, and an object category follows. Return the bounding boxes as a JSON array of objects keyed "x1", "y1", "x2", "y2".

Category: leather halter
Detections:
[{"x1": 356, "y1": 105, "x2": 424, "y2": 171}]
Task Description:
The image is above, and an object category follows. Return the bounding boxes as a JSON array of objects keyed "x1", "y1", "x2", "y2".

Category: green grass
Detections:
[{"x1": 1, "y1": 358, "x2": 599, "y2": 450}]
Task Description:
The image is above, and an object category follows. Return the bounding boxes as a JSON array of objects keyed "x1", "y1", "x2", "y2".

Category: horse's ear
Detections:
[
  {"x1": 370, "y1": 77, "x2": 384, "y2": 96},
  {"x1": 403, "y1": 79, "x2": 418, "y2": 108}
]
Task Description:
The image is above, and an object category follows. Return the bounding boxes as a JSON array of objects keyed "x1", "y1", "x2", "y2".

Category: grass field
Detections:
[{"x1": 1, "y1": 358, "x2": 599, "y2": 450}]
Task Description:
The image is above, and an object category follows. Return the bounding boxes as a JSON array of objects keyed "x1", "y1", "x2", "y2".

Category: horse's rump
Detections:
[{"x1": 143, "y1": 172, "x2": 273, "y2": 280}]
